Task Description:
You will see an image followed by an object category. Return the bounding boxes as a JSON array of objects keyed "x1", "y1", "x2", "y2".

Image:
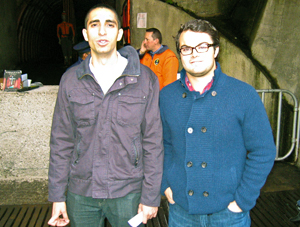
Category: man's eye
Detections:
[
  {"x1": 182, "y1": 47, "x2": 190, "y2": 52},
  {"x1": 91, "y1": 23, "x2": 98, "y2": 27},
  {"x1": 107, "y1": 23, "x2": 115, "y2": 28}
]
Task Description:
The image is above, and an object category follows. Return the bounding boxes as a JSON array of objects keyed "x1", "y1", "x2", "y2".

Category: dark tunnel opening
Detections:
[{"x1": 17, "y1": 0, "x2": 115, "y2": 85}]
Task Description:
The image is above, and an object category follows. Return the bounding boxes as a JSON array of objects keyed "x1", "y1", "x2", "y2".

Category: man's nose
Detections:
[
  {"x1": 191, "y1": 48, "x2": 199, "y2": 57},
  {"x1": 99, "y1": 26, "x2": 106, "y2": 35}
]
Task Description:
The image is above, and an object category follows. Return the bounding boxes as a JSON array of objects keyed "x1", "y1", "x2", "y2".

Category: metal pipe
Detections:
[{"x1": 256, "y1": 89, "x2": 299, "y2": 162}]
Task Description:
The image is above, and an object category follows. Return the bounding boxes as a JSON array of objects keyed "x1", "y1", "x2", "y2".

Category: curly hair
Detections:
[{"x1": 175, "y1": 19, "x2": 220, "y2": 54}]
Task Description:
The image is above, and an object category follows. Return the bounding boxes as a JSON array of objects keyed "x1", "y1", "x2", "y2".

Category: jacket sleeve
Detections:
[
  {"x1": 137, "y1": 49, "x2": 146, "y2": 60},
  {"x1": 161, "y1": 54, "x2": 179, "y2": 89},
  {"x1": 234, "y1": 89, "x2": 276, "y2": 211},
  {"x1": 48, "y1": 76, "x2": 75, "y2": 202},
  {"x1": 140, "y1": 68, "x2": 164, "y2": 207}
]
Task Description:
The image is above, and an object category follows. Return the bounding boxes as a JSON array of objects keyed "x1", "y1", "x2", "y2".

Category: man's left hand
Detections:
[
  {"x1": 138, "y1": 203, "x2": 158, "y2": 224},
  {"x1": 228, "y1": 200, "x2": 243, "y2": 213}
]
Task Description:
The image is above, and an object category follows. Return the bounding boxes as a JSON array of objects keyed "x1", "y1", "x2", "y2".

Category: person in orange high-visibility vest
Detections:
[
  {"x1": 57, "y1": 12, "x2": 75, "y2": 66},
  {"x1": 138, "y1": 28, "x2": 179, "y2": 90}
]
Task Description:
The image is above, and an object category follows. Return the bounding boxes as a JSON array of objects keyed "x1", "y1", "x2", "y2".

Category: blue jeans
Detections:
[
  {"x1": 169, "y1": 203, "x2": 251, "y2": 227},
  {"x1": 66, "y1": 191, "x2": 142, "y2": 227}
]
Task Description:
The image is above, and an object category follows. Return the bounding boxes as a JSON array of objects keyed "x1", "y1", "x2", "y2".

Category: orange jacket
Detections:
[
  {"x1": 140, "y1": 45, "x2": 179, "y2": 90},
  {"x1": 57, "y1": 22, "x2": 75, "y2": 38}
]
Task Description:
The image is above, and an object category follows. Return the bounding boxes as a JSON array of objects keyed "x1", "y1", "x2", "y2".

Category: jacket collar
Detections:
[
  {"x1": 154, "y1": 45, "x2": 169, "y2": 55},
  {"x1": 76, "y1": 45, "x2": 141, "y2": 80}
]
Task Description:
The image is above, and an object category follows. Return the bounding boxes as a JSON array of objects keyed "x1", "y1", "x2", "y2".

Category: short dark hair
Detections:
[
  {"x1": 175, "y1": 19, "x2": 220, "y2": 54},
  {"x1": 84, "y1": 4, "x2": 121, "y2": 29},
  {"x1": 146, "y1": 28, "x2": 162, "y2": 44}
]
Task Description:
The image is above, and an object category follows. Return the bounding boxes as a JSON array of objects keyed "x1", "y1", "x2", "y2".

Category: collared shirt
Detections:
[
  {"x1": 149, "y1": 45, "x2": 163, "y2": 58},
  {"x1": 185, "y1": 75, "x2": 214, "y2": 94}
]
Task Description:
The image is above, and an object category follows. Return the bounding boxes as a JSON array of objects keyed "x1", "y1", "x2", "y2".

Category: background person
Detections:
[
  {"x1": 138, "y1": 28, "x2": 179, "y2": 90},
  {"x1": 57, "y1": 11, "x2": 75, "y2": 66},
  {"x1": 160, "y1": 19, "x2": 276, "y2": 227},
  {"x1": 66, "y1": 40, "x2": 90, "y2": 70}
]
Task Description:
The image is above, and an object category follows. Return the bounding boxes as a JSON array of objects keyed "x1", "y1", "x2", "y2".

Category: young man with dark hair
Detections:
[
  {"x1": 160, "y1": 19, "x2": 276, "y2": 226},
  {"x1": 138, "y1": 28, "x2": 179, "y2": 90},
  {"x1": 48, "y1": 4, "x2": 163, "y2": 227}
]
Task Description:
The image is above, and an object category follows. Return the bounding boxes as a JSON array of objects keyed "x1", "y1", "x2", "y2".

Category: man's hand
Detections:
[
  {"x1": 48, "y1": 202, "x2": 70, "y2": 226},
  {"x1": 227, "y1": 200, "x2": 243, "y2": 213},
  {"x1": 138, "y1": 204, "x2": 158, "y2": 224},
  {"x1": 164, "y1": 187, "x2": 175, "y2": 204},
  {"x1": 139, "y1": 40, "x2": 147, "y2": 55}
]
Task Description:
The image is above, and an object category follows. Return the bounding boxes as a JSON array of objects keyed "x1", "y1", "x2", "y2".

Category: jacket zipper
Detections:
[
  {"x1": 133, "y1": 140, "x2": 138, "y2": 167},
  {"x1": 74, "y1": 135, "x2": 82, "y2": 165}
]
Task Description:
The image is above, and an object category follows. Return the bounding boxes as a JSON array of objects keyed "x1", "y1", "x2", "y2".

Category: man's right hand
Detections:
[
  {"x1": 164, "y1": 187, "x2": 175, "y2": 204},
  {"x1": 139, "y1": 40, "x2": 147, "y2": 55},
  {"x1": 48, "y1": 202, "x2": 70, "y2": 226}
]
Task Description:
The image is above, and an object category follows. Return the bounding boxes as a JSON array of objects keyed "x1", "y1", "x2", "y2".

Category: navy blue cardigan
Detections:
[{"x1": 160, "y1": 62, "x2": 276, "y2": 215}]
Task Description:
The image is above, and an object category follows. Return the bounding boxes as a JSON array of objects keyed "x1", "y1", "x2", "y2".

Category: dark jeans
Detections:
[
  {"x1": 66, "y1": 191, "x2": 142, "y2": 227},
  {"x1": 169, "y1": 203, "x2": 251, "y2": 227}
]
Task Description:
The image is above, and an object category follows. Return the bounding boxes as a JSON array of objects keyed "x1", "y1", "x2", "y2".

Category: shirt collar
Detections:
[
  {"x1": 185, "y1": 75, "x2": 214, "y2": 95},
  {"x1": 149, "y1": 45, "x2": 163, "y2": 56}
]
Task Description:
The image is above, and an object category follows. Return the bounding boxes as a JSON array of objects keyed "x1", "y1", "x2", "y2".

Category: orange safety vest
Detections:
[
  {"x1": 57, "y1": 22, "x2": 75, "y2": 38},
  {"x1": 140, "y1": 48, "x2": 179, "y2": 90}
]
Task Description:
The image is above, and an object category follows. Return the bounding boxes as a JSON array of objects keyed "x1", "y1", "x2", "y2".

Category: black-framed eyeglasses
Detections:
[{"x1": 180, "y1": 42, "x2": 216, "y2": 56}]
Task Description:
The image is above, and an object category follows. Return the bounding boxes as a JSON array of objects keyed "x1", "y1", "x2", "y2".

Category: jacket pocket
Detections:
[
  {"x1": 117, "y1": 96, "x2": 146, "y2": 126},
  {"x1": 68, "y1": 90, "x2": 95, "y2": 125}
]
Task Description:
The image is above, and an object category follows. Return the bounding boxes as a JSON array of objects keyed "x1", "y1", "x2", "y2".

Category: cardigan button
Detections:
[
  {"x1": 203, "y1": 191, "x2": 209, "y2": 197},
  {"x1": 187, "y1": 161, "x2": 193, "y2": 167},
  {"x1": 211, "y1": 91, "x2": 217, "y2": 96},
  {"x1": 188, "y1": 190, "x2": 194, "y2": 196},
  {"x1": 182, "y1": 92, "x2": 187, "y2": 98},
  {"x1": 201, "y1": 162, "x2": 207, "y2": 168},
  {"x1": 187, "y1": 127, "x2": 193, "y2": 134},
  {"x1": 201, "y1": 127, "x2": 207, "y2": 133}
]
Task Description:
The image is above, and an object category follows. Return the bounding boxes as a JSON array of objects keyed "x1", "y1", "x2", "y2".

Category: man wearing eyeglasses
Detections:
[{"x1": 159, "y1": 19, "x2": 276, "y2": 226}]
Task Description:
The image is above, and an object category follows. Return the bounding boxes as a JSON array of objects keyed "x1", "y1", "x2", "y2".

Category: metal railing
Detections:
[{"x1": 256, "y1": 89, "x2": 299, "y2": 161}]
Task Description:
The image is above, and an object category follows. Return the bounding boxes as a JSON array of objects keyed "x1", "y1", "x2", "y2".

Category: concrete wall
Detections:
[
  {"x1": 251, "y1": 0, "x2": 300, "y2": 100},
  {"x1": 128, "y1": 0, "x2": 272, "y2": 88},
  {"x1": 0, "y1": 0, "x2": 19, "y2": 74},
  {"x1": 0, "y1": 86, "x2": 58, "y2": 205},
  {"x1": 171, "y1": 0, "x2": 239, "y2": 17}
]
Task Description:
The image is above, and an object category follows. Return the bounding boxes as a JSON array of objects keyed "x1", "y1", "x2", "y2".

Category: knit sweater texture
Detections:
[{"x1": 159, "y1": 62, "x2": 276, "y2": 215}]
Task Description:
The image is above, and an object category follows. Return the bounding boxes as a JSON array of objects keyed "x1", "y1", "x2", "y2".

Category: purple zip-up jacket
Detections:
[{"x1": 48, "y1": 45, "x2": 164, "y2": 207}]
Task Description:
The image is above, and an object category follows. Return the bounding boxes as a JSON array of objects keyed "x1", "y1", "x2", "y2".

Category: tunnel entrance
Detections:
[{"x1": 17, "y1": 0, "x2": 116, "y2": 85}]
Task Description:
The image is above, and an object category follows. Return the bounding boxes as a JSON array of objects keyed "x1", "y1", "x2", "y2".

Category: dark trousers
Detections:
[{"x1": 66, "y1": 191, "x2": 142, "y2": 227}]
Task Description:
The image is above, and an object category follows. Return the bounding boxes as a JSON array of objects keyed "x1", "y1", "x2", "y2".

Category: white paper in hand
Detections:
[{"x1": 128, "y1": 212, "x2": 143, "y2": 227}]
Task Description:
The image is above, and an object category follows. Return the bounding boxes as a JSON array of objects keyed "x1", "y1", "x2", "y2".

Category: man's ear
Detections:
[
  {"x1": 117, "y1": 28, "x2": 123, "y2": 42},
  {"x1": 214, "y1": 46, "x2": 219, "y2": 59},
  {"x1": 82, "y1": 29, "x2": 88, "y2": 41}
]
